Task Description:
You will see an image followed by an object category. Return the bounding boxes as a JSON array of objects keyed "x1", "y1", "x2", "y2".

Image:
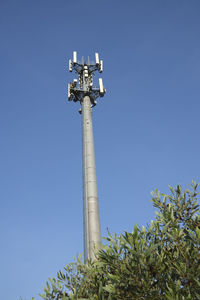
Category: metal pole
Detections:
[
  {"x1": 68, "y1": 51, "x2": 106, "y2": 262},
  {"x1": 82, "y1": 95, "x2": 101, "y2": 261}
]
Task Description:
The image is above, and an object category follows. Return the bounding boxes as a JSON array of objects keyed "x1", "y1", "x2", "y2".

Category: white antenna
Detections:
[
  {"x1": 99, "y1": 78, "x2": 104, "y2": 95},
  {"x1": 68, "y1": 83, "x2": 71, "y2": 99},
  {"x1": 69, "y1": 59, "x2": 73, "y2": 72},
  {"x1": 73, "y1": 51, "x2": 77, "y2": 63},
  {"x1": 99, "y1": 60, "x2": 103, "y2": 73},
  {"x1": 95, "y1": 53, "x2": 100, "y2": 65}
]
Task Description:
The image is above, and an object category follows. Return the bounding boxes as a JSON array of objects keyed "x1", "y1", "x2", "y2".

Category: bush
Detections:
[{"x1": 40, "y1": 182, "x2": 200, "y2": 299}]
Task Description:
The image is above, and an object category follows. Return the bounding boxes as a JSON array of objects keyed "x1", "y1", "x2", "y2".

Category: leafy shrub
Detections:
[{"x1": 40, "y1": 182, "x2": 200, "y2": 300}]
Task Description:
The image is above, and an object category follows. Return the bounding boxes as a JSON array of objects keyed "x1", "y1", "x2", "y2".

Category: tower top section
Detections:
[{"x1": 68, "y1": 51, "x2": 106, "y2": 107}]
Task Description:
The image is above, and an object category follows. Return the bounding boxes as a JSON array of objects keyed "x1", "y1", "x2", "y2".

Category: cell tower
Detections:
[{"x1": 68, "y1": 51, "x2": 106, "y2": 261}]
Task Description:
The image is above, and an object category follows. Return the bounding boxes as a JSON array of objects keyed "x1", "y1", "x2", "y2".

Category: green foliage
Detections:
[{"x1": 40, "y1": 182, "x2": 200, "y2": 299}]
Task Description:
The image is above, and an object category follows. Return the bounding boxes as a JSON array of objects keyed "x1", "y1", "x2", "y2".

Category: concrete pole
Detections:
[{"x1": 82, "y1": 95, "x2": 101, "y2": 261}]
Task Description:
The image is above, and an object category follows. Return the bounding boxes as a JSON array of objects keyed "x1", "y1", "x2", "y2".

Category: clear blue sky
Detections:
[{"x1": 0, "y1": 1, "x2": 200, "y2": 299}]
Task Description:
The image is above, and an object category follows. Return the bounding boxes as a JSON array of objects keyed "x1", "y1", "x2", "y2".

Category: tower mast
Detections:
[{"x1": 68, "y1": 52, "x2": 106, "y2": 261}]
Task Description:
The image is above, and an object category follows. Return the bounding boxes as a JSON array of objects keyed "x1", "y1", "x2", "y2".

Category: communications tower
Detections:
[{"x1": 68, "y1": 51, "x2": 106, "y2": 261}]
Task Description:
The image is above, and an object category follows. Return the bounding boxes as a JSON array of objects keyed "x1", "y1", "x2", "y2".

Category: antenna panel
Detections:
[
  {"x1": 68, "y1": 83, "x2": 71, "y2": 99},
  {"x1": 99, "y1": 78, "x2": 104, "y2": 95},
  {"x1": 73, "y1": 51, "x2": 77, "y2": 63},
  {"x1": 95, "y1": 53, "x2": 100, "y2": 65},
  {"x1": 69, "y1": 59, "x2": 73, "y2": 72},
  {"x1": 99, "y1": 60, "x2": 103, "y2": 73}
]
